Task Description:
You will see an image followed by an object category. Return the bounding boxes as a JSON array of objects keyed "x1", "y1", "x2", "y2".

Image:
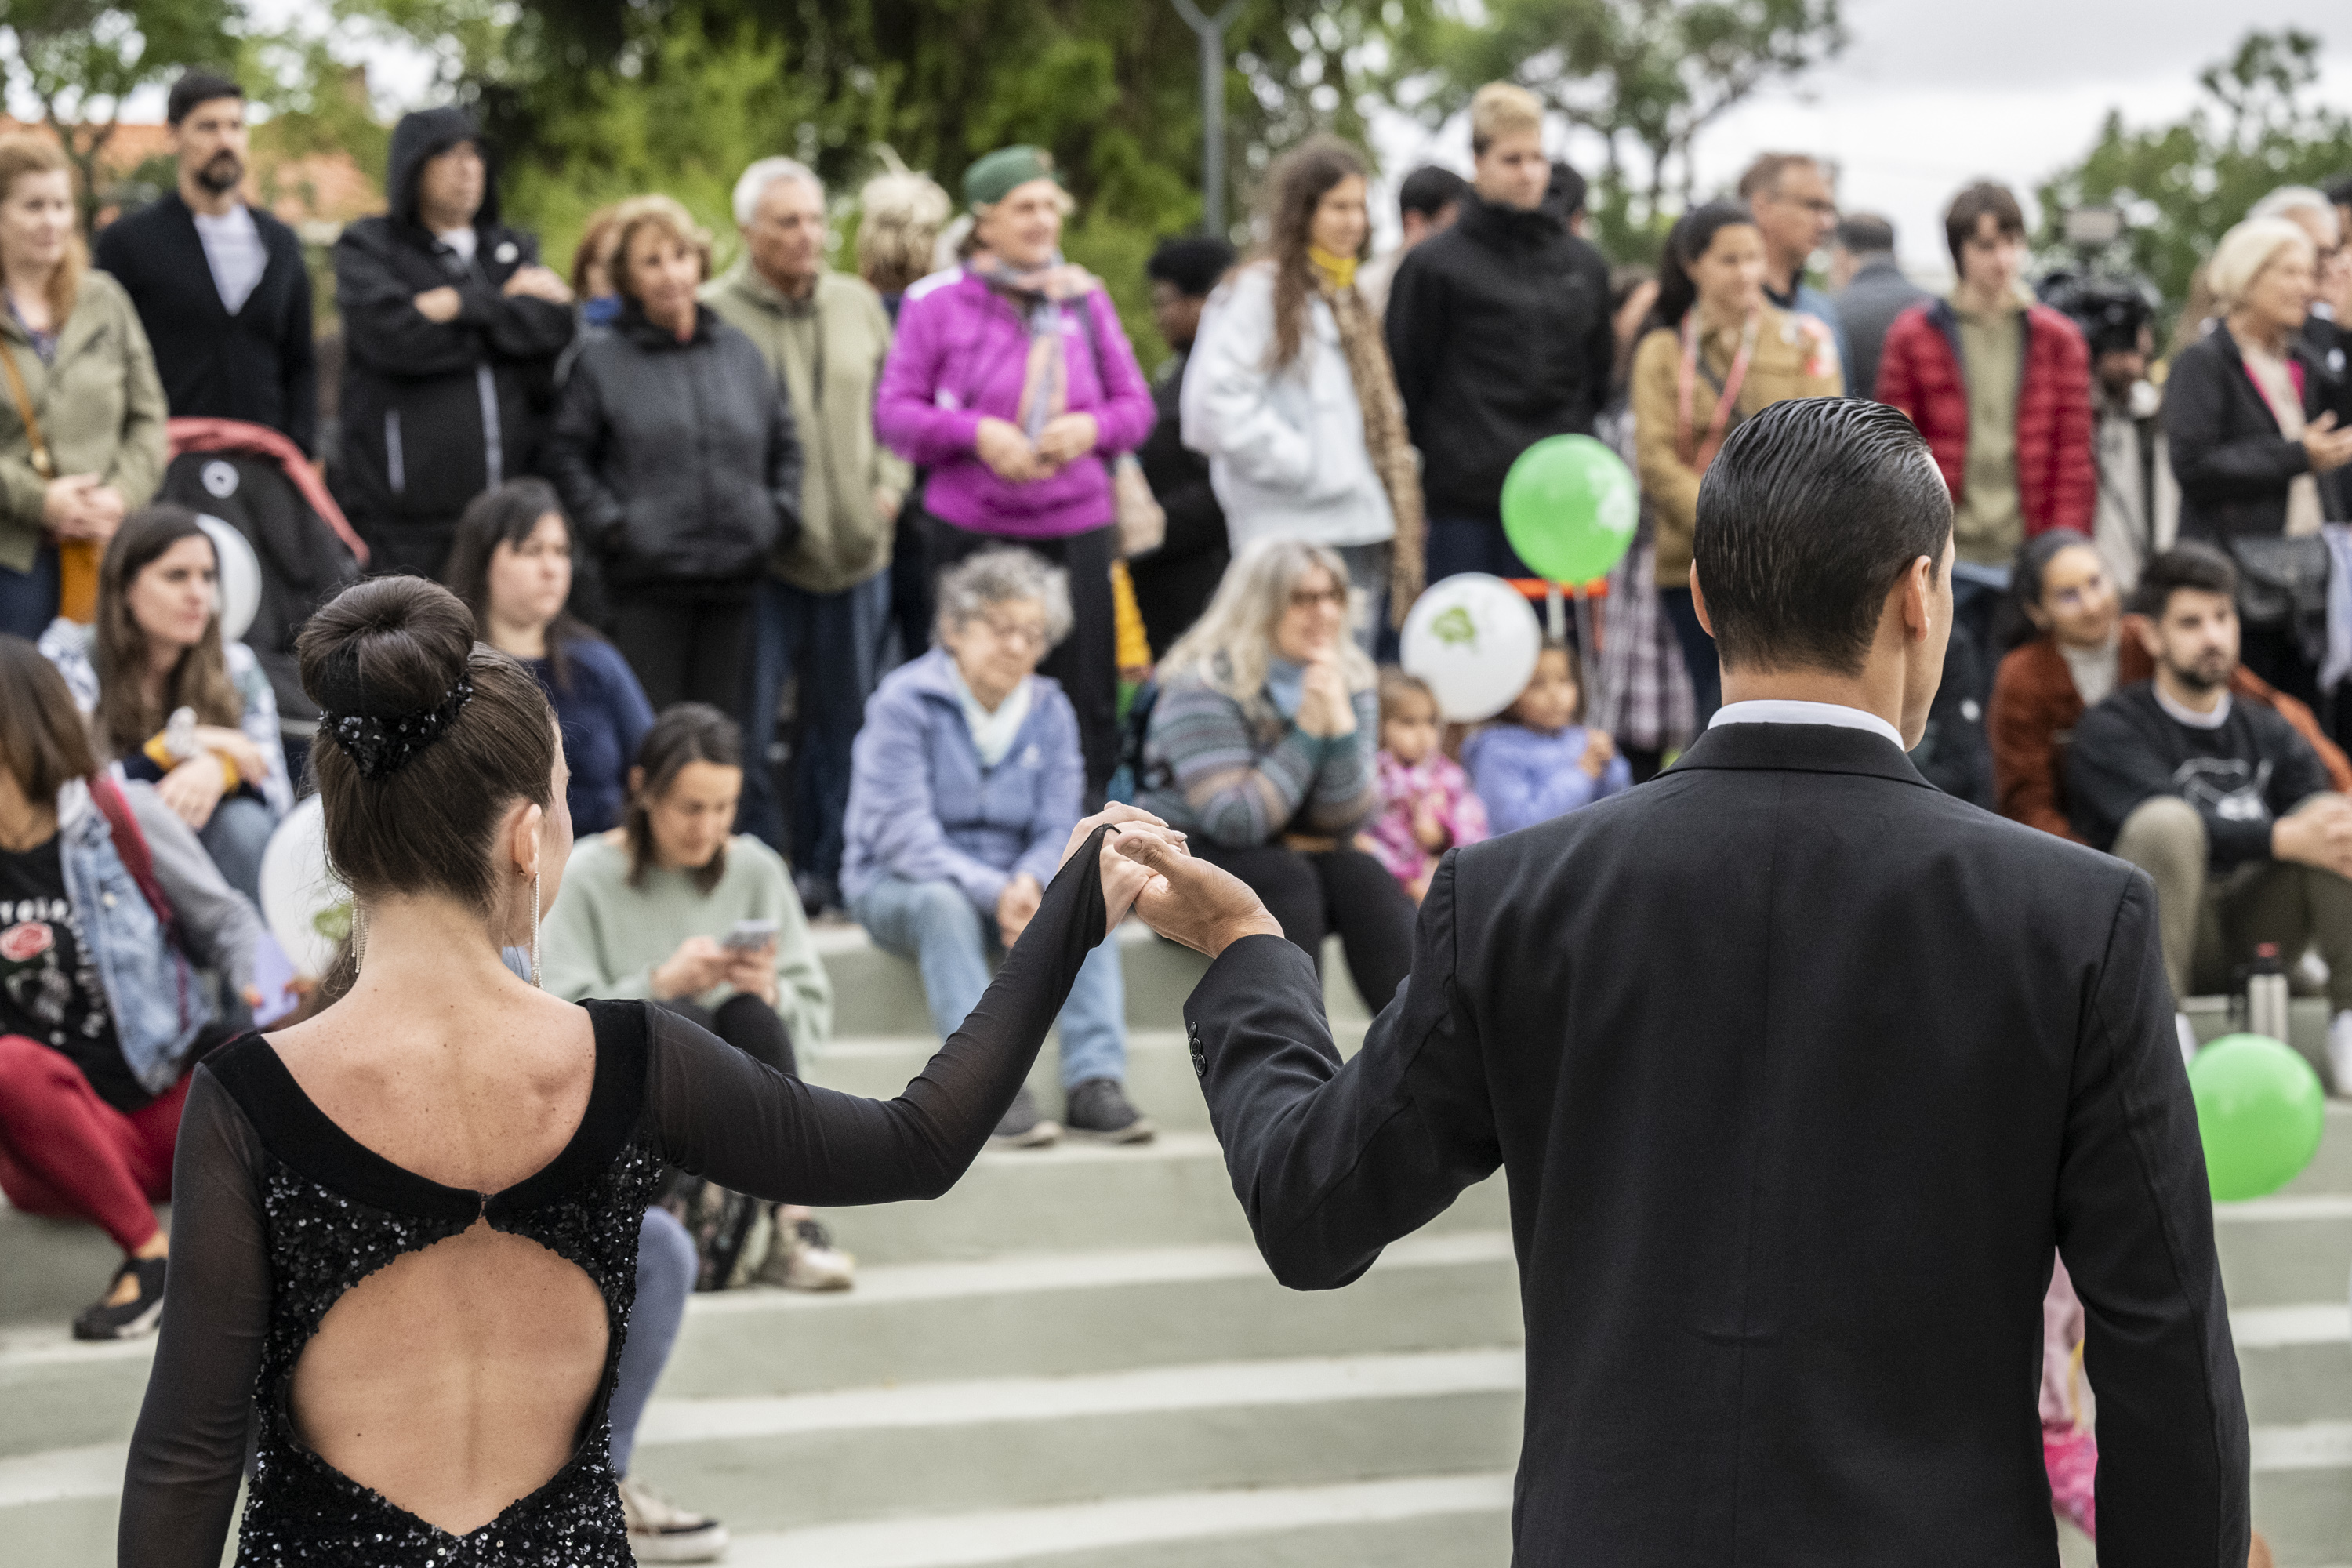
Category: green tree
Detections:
[
  {"x1": 2037, "y1": 29, "x2": 2352, "y2": 322},
  {"x1": 1405, "y1": 0, "x2": 1847, "y2": 263},
  {"x1": 0, "y1": 0, "x2": 240, "y2": 225}
]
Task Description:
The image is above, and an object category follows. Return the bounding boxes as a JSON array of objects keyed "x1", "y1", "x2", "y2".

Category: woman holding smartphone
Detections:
[{"x1": 539, "y1": 702, "x2": 851, "y2": 1291}]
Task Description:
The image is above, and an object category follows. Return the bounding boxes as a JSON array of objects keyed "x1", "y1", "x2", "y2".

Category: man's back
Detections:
[
  {"x1": 1835, "y1": 256, "x2": 1929, "y2": 400},
  {"x1": 1187, "y1": 721, "x2": 2246, "y2": 1565}
]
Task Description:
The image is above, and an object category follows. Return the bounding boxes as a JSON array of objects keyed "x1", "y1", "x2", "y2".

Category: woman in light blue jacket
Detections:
[
  {"x1": 1181, "y1": 136, "x2": 1425, "y2": 648},
  {"x1": 840, "y1": 546, "x2": 1150, "y2": 1149}
]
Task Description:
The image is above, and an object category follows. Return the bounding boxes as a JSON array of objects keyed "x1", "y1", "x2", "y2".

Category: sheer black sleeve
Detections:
[
  {"x1": 645, "y1": 826, "x2": 1113, "y2": 1203},
  {"x1": 118, "y1": 1065, "x2": 271, "y2": 1567}
]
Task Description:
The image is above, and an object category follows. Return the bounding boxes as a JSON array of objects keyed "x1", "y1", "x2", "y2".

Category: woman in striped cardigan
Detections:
[{"x1": 1138, "y1": 539, "x2": 1415, "y2": 1011}]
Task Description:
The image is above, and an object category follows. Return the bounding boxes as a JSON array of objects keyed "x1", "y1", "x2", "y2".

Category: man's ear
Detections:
[
  {"x1": 1689, "y1": 563, "x2": 1713, "y2": 638},
  {"x1": 2131, "y1": 613, "x2": 2164, "y2": 661},
  {"x1": 1904, "y1": 555, "x2": 1936, "y2": 642}
]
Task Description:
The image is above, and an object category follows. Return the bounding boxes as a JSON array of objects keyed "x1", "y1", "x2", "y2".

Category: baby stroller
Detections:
[{"x1": 157, "y1": 419, "x2": 368, "y2": 784}]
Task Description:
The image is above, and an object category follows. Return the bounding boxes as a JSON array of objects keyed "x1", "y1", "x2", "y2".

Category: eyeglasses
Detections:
[
  {"x1": 978, "y1": 615, "x2": 1049, "y2": 651},
  {"x1": 1288, "y1": 586, "x2": 1347, "y2": 611}
]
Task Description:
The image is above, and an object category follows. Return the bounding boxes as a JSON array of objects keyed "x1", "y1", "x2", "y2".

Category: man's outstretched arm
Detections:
[{"x1": 1131, "y1": 840, "x2": 1502, "y2": 1288}]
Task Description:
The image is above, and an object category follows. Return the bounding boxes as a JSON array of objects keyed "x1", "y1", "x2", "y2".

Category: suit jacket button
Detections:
[{"x1": 1188, "y1": 1022, "x2": 1206, "y2": 1078}]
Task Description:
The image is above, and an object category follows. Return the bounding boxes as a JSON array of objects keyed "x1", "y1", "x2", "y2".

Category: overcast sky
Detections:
[{"x1": 1373, "y1": 0, "x2": 2352, "y2": 278}]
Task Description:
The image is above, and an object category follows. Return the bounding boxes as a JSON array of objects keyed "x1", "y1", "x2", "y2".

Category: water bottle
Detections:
[{"x1": 2246, "y1": 942, "x2": 2292, "y2": 1044}]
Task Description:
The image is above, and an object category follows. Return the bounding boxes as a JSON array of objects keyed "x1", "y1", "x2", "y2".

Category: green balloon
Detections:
[
  {"x1": 2188, "y1": 1033, "x2": 2326, "y2": 1201},
  {"x1": 1500, "y1": 434, "x2": 1640, "y2": 585}
]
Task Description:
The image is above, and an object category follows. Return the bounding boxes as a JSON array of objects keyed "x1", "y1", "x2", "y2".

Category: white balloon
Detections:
[
  {"x1": 197, "y1": 514, "x2": 263, "y2": 644},
  {"x1": 1399, "y1": 572, "x2": 1544, "y2": 723},
  {"x1": 258, "y1": 795, "x2": 350, "y2": 979}
]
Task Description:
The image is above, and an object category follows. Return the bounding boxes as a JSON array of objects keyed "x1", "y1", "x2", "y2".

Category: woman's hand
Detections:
[
  {"x1": 1057, "y1": 803, "x2": 1182, "y2": 935},
  {"x1": 652, "y1": 935, "x2": 732, "y2": 1000},
  {"x1": 1115, "y1": 832, "x2": 1283, "y2": 959},
  {"x1": 996, "y1": 873, "x2": 1044, "y2": 948},
  {"x1": 157, "y1": 757, "x2": 227, "y2": 829},
  {"x1": 41, "y1": 474, "x2": 107, "y2": 538},
  {"x1": 2303, "y1": 412, "x2": 2352, "y2": 474},
  {"x1": 1577, "y1": 728, "x2": 1617, "y2": 782},
  {"x1": 721, "y1": 942, "x2": 780, "y2": 1007},
  {"x1": 975, "y1": 417, "x2": 1048, "y2": 483},
  {"x1": 1035, "y1": 412, "x2": 1099, "y2": 468},
  {"x1": 1294, "y1": 658, "x2": 1357, "y2": 739},
  {"x1": 191, "y1": 725, "x2": 270, "y2": 787}
]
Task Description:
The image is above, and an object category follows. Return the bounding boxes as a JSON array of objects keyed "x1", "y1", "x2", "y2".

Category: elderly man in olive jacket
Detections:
[{"x1": 703, "y1": 156, "x2": 910, "y2": 916}]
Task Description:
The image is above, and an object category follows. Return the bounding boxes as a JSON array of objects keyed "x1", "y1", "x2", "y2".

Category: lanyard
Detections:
[{"x1": 1676, "y1": 309, "x2": 1759, "y2": 471}]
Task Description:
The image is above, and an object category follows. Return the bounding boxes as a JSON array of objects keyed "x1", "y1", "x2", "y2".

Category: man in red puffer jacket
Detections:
[{"x1": 1878, "y1": 181, "x2": 2095, "y2": 569}]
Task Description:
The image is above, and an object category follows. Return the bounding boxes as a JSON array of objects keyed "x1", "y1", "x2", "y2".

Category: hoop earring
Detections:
[{"x1": 530, "y1": 866, "x2": 543, "y2": 989}]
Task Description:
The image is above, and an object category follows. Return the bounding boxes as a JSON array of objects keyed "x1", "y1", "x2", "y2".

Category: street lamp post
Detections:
[{"x1": 1171, "y1": 0, "x2": 1244, "y2": 237}]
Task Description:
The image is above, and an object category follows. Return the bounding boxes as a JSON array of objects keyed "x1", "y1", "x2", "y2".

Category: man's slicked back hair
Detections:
[{"x1": 1694, "y1": 398, "x2": 1952, "y2": 677}]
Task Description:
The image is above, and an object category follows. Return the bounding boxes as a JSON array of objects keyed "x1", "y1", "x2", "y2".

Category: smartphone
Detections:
[{"x1": 723, "y1": 918, "x2": 779, "y2": 952}]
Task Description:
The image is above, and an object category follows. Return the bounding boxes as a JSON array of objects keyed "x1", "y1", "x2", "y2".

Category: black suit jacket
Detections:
[
  {"x1": 93, "y1": 194, "x2": 316, "y2": 454},
  {"x1": 1185, "y1": 721, "x2": 2247, "y2": 1566}
]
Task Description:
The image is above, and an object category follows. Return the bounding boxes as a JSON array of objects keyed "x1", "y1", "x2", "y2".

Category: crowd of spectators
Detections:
[{"x1": 0, "y1": 53, "x2": 2350, "y2": 1559}]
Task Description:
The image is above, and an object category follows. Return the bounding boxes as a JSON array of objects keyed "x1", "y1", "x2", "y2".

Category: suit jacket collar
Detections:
[{"x1": 1671, "y1": 720, "x2": 1934, "y2": 788}]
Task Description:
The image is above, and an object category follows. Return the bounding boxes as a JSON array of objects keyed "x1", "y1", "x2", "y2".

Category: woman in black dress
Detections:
[{"x1": 117, "y1": 575, "x2": 1169, "y2": 1566}]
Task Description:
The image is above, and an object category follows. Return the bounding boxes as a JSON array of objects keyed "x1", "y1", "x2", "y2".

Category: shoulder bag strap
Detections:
[
  {"x1": 87, "y1": 775, "x2": 180, "y2": 935},
  {"x1": 0, "y1": 340, "x2": 53, "y2": 478}
]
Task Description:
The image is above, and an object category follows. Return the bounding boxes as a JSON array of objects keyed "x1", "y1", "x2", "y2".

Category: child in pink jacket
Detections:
[{"x1": 1360, "y1": 670, "x2": 1488, "y2": 902}]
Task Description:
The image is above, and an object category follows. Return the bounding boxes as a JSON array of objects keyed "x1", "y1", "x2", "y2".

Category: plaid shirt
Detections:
[{"x1": 1590, "y1": 401, "x2": 1695, "y2": 752}]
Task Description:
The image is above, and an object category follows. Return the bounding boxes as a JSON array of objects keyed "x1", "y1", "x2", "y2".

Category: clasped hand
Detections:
[
  {"x1": 1052, "y1": 804, "x2": 1283, "y2": 960},
  {"x1": 975, "y1": 414, "x2": 1098, "y2": 485}
]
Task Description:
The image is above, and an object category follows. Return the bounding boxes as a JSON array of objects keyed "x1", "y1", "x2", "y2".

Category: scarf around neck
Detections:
[
  {"x1": 1316, "y1": 266, "x2": 1425, "y2": 622},
  {"x1": 970, "y1": 253, "x2": 1100, "y2": 441}
]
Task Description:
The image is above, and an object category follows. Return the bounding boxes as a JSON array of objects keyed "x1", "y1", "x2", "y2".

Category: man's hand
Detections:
[
  {"x1": 413, "y1": 286, "x2": 464, "y2": 324},
  {"x1": 502, "y1": 264, "x2": 572, "y2": 305},
  {"x1": 652, "y1": 936, "x2": 732, "y2": 1000},
  {"x1": 975, "y1": 418, "x2": 1047, "y2": 483},
  {"x1": 1294, "y1": 658, "x2": 1357, "y2": 739},
  {"x1": 1057, "y1": 802, "x2": 1180, "y2": 934},
  {"x1": 996, "y1": 873, "x2": 1045, "y2": 948},
  {"x1": 2274, "y1": 795, "x2": 2352, "y2": 880},
  {"x1": 157, "y1": 757, "x2": 227, "y2": 830},
  {"x1": 1035, "y1": 412, "x2": 1099, "y2": 468},
  {"x1": 1116, "y1": 833, "x2": 1284, "y2": 959},
  {"x1": 1578, "y1": 728, "x2": 1617, "y2": 781}
]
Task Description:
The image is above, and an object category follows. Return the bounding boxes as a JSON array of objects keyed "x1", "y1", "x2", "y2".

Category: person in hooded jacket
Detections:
[
  {"x1": 330, "y1": 107, "x2": 575, "y2": 579},
  {"x1": 543, "y1": 196, "x2": 802, "y2": 713}
]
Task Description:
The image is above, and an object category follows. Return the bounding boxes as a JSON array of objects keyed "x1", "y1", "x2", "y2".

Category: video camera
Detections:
[{"x1": 2035, "y1": 203, "x2": 2160, "y2": 358}]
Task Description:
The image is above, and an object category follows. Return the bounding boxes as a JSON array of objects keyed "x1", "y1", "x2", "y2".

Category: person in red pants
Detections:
[{"x1": 0, "y1": 635, "x2": 263, "y2": 1338}]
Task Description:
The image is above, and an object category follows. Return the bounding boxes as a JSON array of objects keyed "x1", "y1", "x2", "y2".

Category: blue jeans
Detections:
[
  {"x1": 739, "y1": 572, "x2": 891, "y2": 879},
  {"x1": 852, "y1": 874, "x2": 1127, "y2": 1088},
  {"x1": 198, "y1": 794, "x2": 275, "y2": 906},
  {"x1": 0, "y1": 544, "x2": 60, "y2": 641},
  {"x1": 609, "y1": 1205, "x2": 698, "y2": 1477}
]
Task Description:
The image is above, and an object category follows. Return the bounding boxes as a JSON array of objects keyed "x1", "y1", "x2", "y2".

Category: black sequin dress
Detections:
[{"x1": 118, "y1": 830, "x2": 1114, "y2": 1566}]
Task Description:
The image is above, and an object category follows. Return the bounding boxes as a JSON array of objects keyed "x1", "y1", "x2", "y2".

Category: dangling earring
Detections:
[
  {"x1": 530, "y1": 865, "x2": 543, "y2": 989},
  {"x1": 351, "y1": 902, "x2": 368, "y2": 975}
]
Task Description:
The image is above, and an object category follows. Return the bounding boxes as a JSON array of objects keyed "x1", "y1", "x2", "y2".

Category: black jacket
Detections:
[
  {"x1": 1832, "y1": 255, "x2": 1929, "y2": 401},
  {"x1": 543, "y1": 303, "x2": 801, "y2": 590},
  {"x1": 329, "y1": 107, "x2": 575, "y2": 528},
  {"x1": 2067, "y1": 680, "x2": 2329, "y2": 869},
  {"x1": 1128, "y1": 348, "x2": 1228, "y2": 655},
  {"x1": 93, "y1": 193, "x2": 317, "y2": 453},
  {"x1": 1183, "y1": 720, "x2": 2246, "y2": 1566},
  {"x1": 1384, "y1": 195, "x2": 1614, "y2": 517},
  {"x1": 2162, "y1": 323, "x2": 2332, "y2": 540}
]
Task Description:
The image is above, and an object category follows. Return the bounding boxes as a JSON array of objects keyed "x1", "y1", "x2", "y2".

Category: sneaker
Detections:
[
  {"x1": 2042, "y1": 1424, "x2": 2097, "y2": 1539},
  {"x1": 1065, "y1": 1078, "x2": 1156, "y2": 1144},
  {"x1": 72, "y1": 1255, "x2": 166, "y2": 1341},
  {"x1": 618, "y1": 1473, "x2": 728, "y2": 1563},
  {"x1": 990, "y1": 1084, "x2": 1061, "y2": 1149},
  {"x1": 2328, "y1": 1010, "x2": 2352, "y2": 1098},
  {"x1": 757, "y1": 1215, "x2": 856, "y2": 1292}
]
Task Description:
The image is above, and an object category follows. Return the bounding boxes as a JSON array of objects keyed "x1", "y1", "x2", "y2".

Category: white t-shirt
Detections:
[
  {"x1": 191, "y1": 205, "x2": 267, "y2": 314},
  {"x1": 437, "y1": 227, "x2": 478, "y2": 265}
]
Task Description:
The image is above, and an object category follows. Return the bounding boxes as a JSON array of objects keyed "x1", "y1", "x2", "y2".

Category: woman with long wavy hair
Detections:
[{"x1": 1181, "y1": 136, "x2": 1424, "y2": 649}]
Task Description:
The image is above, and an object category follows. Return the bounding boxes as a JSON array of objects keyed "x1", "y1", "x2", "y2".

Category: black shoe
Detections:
[
  {"x1": 990, "y1": 1084, "x2": 1062, "y2": 1149},
  {"x1": 73, "y1": 1255, "x2": 166, "y2": 1341},
  {"x1": 1065, "y1": 1078, "x2": 1156, "y2": 1144},
  {"x1": 794, "y1": 869, "x2": 840, "y2": 921}
]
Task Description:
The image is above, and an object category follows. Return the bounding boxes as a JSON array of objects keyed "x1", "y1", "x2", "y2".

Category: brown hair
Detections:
[
  {"x1": 570, "y1": 202, "x2": 623, "y2": 296},
  {"x1": 1944, "y1": 181, "x2": 2025, "y2": 269},
  {"x1": 623, "y1": 702, "x2": 742, "y2": 893},
  {"x1": 443, "y1": 478, "x2": 600, "y2": 692},
  {"x1": 1377, "y1": 666, "x2": 1437, "y2": 725},
  {"x1": 93, "y1": 506, "x2": 245, "y2": 761},
  {"x1": 1736, "y1": 153, "x2": 1821, "y2": 203},
  {"x1": 297, "y1": 576, "x2": 556, "y2": 915},
  {"x1": 1468, "y1": 83, "x2": 1541, "y2": 157},
  {"x1": 1508, "y1": 639, "x2": 1584, "y2": 726},
  {"x1": 1257, "y1": 136, "x2": 1370, "y2": 371},
  {"x1": 0, "y1": 633, "x2": 98, "y2": 801},
  {"x1": 0, "y1": 133, "x2": 84, "y2": 323},
  {"x1": 611, "y1": 194, "x2": 713, "y2": 301}
]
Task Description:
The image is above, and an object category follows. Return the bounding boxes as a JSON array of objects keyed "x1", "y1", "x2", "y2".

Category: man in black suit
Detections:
[
  {"x1": 93, "y1": 70, "x2": 316, "y2": 454},
  {"x1": 1121, "y1": 398, "x2": 2248, "y2": 1565}
]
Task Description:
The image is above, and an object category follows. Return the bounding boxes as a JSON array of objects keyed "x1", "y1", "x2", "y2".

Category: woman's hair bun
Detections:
[{"x1": 298, "y1": 576, "x2": 476, "y2": 720}]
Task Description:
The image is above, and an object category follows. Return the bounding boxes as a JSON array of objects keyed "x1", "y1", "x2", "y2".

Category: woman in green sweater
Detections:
[{"x1": 540, "y1": 702, "x2": 848, "y2": 1291}]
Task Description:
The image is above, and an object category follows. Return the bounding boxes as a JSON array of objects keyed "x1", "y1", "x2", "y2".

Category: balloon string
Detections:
[{"x1": 1546, "y1": 585, "x2": 1565, "y2": 641}]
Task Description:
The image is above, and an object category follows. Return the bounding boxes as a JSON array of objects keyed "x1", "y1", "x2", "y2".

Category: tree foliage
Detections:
[
  {"x1": 1405, "y1": 0, "x2": 1846, "y2": 262},
  {"x1": 2037, "y1": 29, "x2": 2352, "y2": 319},
  {"x1": 0, "y1": 0, "x2": 239, "y2": 221}
]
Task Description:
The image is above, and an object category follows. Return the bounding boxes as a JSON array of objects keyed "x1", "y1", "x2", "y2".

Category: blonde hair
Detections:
[
  {"x1": 1469, "y1": 83, "x2": 1543, "y2": 157},
  {"x1": 1160, "y1": 540, "x2": 1375, "y2": 720},
  {"x1": 857, "y1": 169, "x2": 953, "y2": 296},
  {"x1": 0, "y1": 133, "x2": 83, "y2": 322},
  {"x1": 2205, "y1": 216, "x2": 2315, "y2": 310},
  {"x1": 610, "y1": 194, "x2": 713, "y2": 299}
]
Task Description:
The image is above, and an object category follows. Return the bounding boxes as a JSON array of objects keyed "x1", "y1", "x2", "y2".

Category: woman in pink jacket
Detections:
[{"x1": 876, "y1": 145, "x2": 1156, "y2": 797}]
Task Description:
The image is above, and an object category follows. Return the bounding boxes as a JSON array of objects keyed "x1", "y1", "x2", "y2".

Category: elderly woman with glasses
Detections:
[
  {"x1": 1138, "y1": 538, "x2": 1414, "y2": 1012},
  {"x1": 840, "y1": 546, "x2": 1153, "y2": 1149}
]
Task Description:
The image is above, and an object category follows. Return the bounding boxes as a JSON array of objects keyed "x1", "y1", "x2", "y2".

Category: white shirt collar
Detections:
[
  {"x1": 1708, "y1": 699, "x2": 1906, "y2": 752},
  {"x1": 2153, "y1": 683, "x2": 2231, "y2": 731}
]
